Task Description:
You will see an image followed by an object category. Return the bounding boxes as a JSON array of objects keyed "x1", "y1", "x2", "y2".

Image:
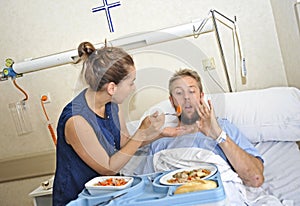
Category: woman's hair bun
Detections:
[{"x1": 78, "y1": 42, "x2": 96, "y2": 60}]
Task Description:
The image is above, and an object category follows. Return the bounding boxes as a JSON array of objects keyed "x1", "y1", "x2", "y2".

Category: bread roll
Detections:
[{"x1": 174, "y1": 180, "x2": 217, "y2": 195}]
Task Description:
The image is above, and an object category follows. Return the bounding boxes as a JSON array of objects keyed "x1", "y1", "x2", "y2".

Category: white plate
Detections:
[
  {"x1": 159, "y1": 164, "x2": 217, "y2": 186},
  {"x1": 85, "y1": 176, "x2": 133, "y2": 195}
]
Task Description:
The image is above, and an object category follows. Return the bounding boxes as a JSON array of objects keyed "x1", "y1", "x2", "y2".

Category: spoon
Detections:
[{"x1": 164, "y1": 105, "x2": 182, "y2": 116}]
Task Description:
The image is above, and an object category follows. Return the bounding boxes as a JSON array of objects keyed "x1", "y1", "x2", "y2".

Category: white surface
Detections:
[
  {"x1": 256, "y1": 141, "x2": 300, "y2": 205},
  {"x1": 29, "y1": 186, "x2": 52, "y2": 197}
]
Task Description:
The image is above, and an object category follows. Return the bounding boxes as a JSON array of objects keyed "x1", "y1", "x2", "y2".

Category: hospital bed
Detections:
[{"x1": 121, "y1": 86, "x2": 300, "y2": 206}]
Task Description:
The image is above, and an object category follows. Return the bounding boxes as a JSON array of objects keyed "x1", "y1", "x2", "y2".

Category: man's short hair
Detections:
[{"x1": 168, "y1": 68, "x2": 203, "y2": 95}]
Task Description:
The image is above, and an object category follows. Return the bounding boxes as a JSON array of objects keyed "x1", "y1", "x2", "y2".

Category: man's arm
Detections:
[
  {"x1": 218, "y1": 135, "x2": 264, "y2": 187},
  {"x1": 196, "y1": 99, "x2": 264, "y2": 187}
]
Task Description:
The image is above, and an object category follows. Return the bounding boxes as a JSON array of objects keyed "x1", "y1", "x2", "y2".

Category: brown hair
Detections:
[
  {"x1": 78, "y1": 41, "x2": 134, "y2": 91},
  {"x1": 168, "y1": 68, "x2": 203, "y2": 95}
]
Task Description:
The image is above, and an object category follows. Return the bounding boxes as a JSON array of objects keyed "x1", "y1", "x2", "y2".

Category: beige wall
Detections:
[
  {"x1": 0, "y1": 0, "x2": 299, "y2": 205},
  {"x1": 270, "y1": 0, "x2": 300, "y2": 88}
]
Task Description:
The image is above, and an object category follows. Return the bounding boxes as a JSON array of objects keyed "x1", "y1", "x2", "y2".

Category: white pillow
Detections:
[{"x1": 211, "y1": 87, "x2": 300, "y2": 143}]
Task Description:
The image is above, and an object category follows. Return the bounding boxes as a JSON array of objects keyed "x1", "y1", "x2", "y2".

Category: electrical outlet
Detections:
[
  {"x1": 41, "y1": 93, "x2": 51, "y2": 104},
  {"x1": 202, "y1": 57, "x2": 216, "y2": 71}
]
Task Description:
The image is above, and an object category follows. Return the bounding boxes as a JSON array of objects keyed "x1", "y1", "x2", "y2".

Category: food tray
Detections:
[{"x1": 67, "y1": 167, "x2": 226, "y2": 206}]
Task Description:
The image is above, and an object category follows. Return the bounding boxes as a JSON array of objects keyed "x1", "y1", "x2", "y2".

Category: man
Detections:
[{"x1": 151, "y1": 68, "x2": 264, "y2": 188}]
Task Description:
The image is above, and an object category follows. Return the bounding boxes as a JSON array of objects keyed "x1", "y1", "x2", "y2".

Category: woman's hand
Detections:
[
  {"x1": 195, "y1": 99, "x2": 222, "y2": 140},
  {"x1": 161, "y1": 126, "x2": 196, "y2": 137},
  {"x1": 136, "y1": 111, "x2": 165, "y2": 141}
]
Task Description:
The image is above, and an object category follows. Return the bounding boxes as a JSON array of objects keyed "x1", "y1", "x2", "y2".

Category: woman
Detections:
[{"x1": 53, "y1": 42, "x2": 165, "y2": 205}]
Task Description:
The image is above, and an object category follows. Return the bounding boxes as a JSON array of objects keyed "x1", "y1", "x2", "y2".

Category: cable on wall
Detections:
[{"x1": 12, "y1": 79, "x2": 29, "y2": 101}]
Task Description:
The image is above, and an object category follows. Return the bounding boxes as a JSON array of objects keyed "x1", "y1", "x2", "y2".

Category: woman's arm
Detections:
[
  {"x1": 118, "y1": 106, "x2": 131, "y2": 147},
  {"x1": 65, "y1": 116, "x2": 142, "y2": 175},
  {"x1": 66, "y1": 111, "x2": 164, "y2": 175}
]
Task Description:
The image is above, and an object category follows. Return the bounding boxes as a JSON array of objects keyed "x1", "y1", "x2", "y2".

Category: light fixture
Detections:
[{"x1": 1, "y1": 10, "x2": 244, "y2": 92}]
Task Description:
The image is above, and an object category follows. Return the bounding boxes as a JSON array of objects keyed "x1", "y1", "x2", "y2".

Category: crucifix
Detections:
[{"x1": 92, "y1": 0, "x2": 121, "y2": 32}]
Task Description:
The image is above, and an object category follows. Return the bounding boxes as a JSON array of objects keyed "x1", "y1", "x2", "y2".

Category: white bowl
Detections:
[{"x1": 85, "y1": 176, "x2": 134, "y2": 195}]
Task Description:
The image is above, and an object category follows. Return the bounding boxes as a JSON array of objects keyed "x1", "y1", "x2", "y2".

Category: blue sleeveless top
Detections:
[{"x1": 53, "y1": 89, "x2": 121, "y2": 206}]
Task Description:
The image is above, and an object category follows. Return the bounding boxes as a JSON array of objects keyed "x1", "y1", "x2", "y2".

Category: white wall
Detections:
[{"x1": 0, "y1": 0, "x2": 299, "y2": 205}]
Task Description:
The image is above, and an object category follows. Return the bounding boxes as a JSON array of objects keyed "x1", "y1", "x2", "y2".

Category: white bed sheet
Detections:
[
  {"x1": 255, "y1": 141, "x2": 300, "y2": 205},
  {"x1": 121, "y1": 141, "x2": 300, "y2": 205}
]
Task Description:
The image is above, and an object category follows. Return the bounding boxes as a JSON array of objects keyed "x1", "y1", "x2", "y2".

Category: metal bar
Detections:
[
  {"x1": 295, "y1": 1, "x2": 300, "y2": 35},
  {"x1": 212, "y1": 9, "x2": 235, "y2": 24},
  {"x1": 211, "y1": 10, "x2": 233, "y2": 92}
]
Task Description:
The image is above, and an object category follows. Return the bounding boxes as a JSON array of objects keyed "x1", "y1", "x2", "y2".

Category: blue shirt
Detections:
[
  {"x1": 139, "y1": 118, "x2": 263, "y2": 174},
  {"x1": 53, "y1": 89, "x2": 120, "y2": 206}
]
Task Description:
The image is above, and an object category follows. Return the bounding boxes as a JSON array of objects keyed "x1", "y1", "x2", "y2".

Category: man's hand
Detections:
[{"x1": 195, "y1": 99, "x2": 222, "y2": 140}]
